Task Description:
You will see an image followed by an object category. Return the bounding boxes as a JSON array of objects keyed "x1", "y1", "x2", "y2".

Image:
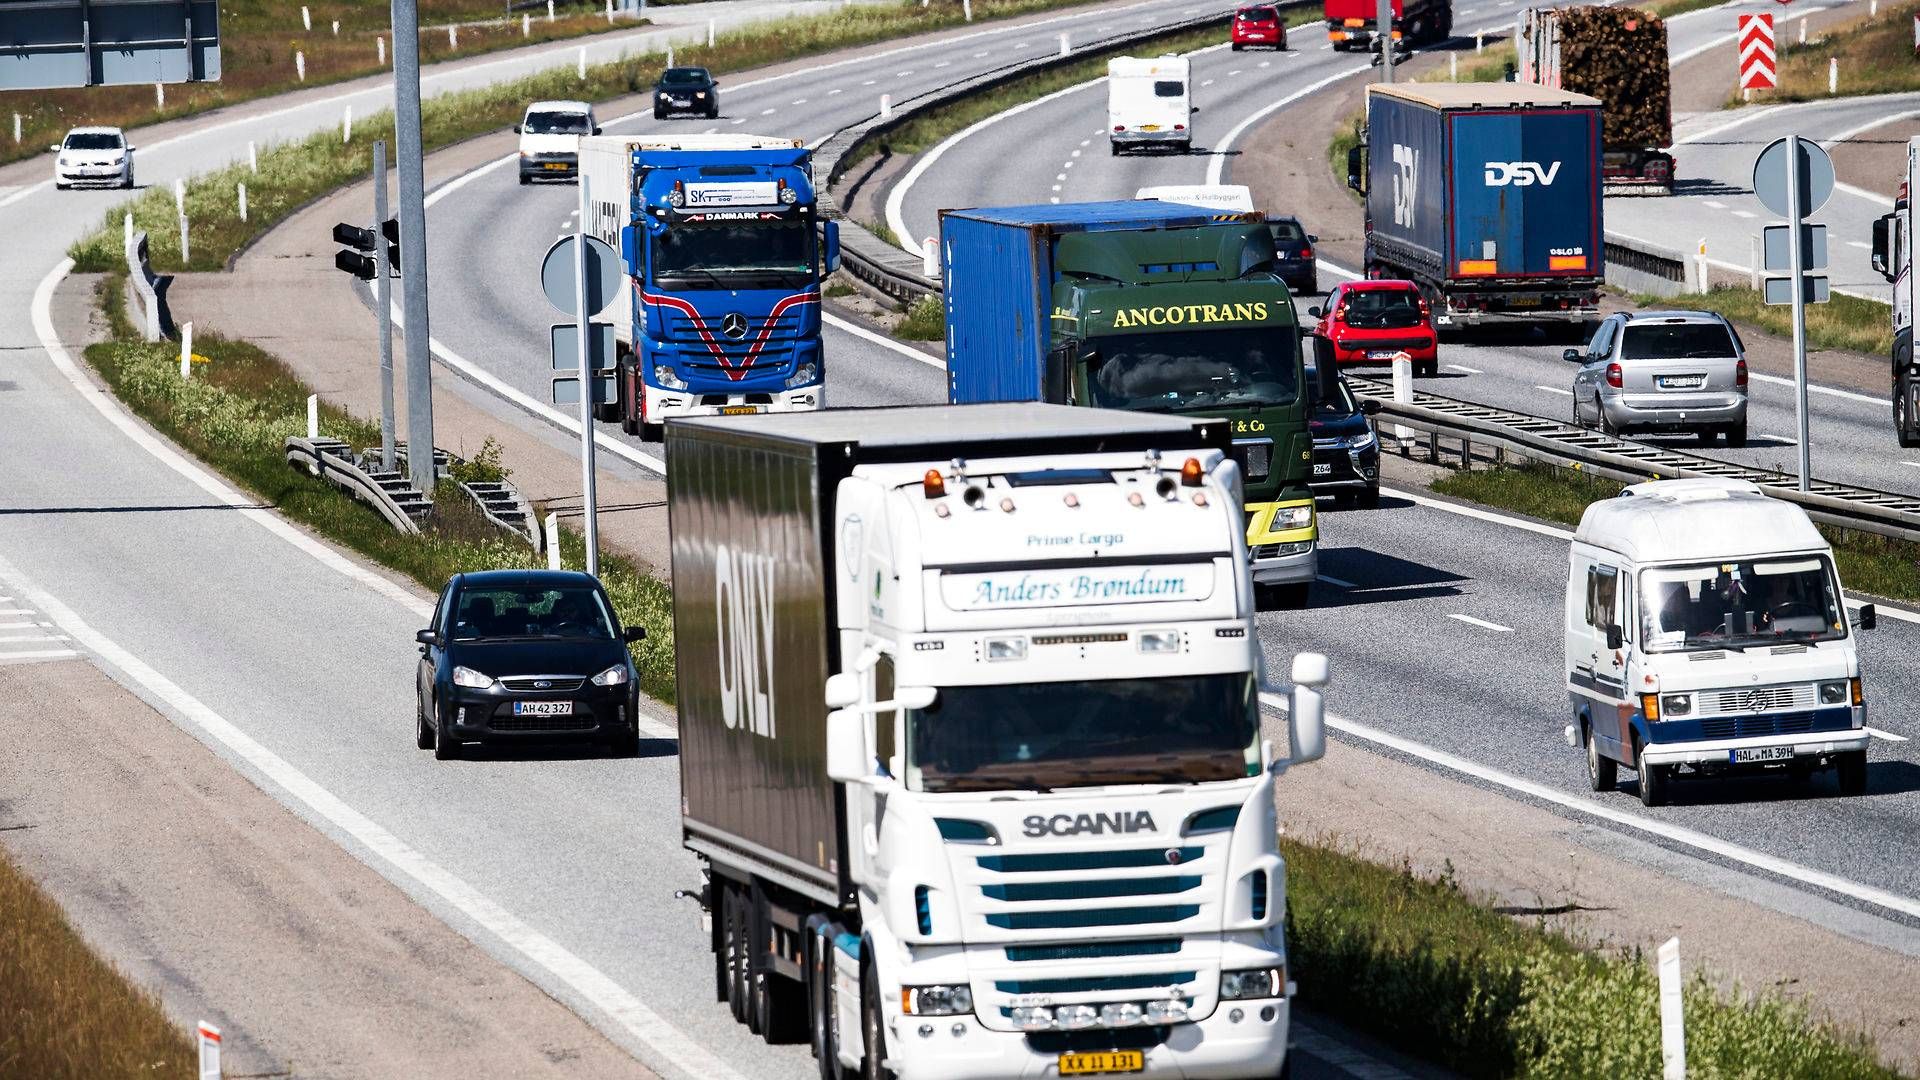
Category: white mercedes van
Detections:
[
  {"x1": 1564, "y1": 478, "x2": 1874, "y2": 806},
  {"x1": 516, "y1": 99, "x2": 599, "y2": 184}
]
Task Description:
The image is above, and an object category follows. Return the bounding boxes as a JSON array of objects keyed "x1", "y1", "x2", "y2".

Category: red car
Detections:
[
  {"x1": 1309, "y1": 280, "x2": 1440, "y2": 377},
  {"x1": 1231, "y1": 5, "x2": 1288, "y2": 49}
]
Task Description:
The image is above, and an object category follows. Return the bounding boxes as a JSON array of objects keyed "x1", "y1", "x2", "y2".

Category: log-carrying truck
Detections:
[
  {"x1": 1346, "y1": 83, "x2": 1605, "y2": 332},
  {"x1": 669, "y1": 403, "x2": 1332, "y2": 1080},
  {"x1": 937, "y1": 200, "x2": 1323, "y2": 610},
  {"x1": 580, "y1": 133, "x2": 840, "y2": 440},
  {"x1": 1870, "y1": 135, "x2": 1920, "y2": 446},
  {"x1": 1517, "y1": 6, "x2": 1676, "y2": 195}
]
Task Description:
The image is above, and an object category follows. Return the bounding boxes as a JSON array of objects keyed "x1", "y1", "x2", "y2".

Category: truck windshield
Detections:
[
  {"x1": 652, "y1": 220, "x2": 815, "y2": 290},
  {"x1": 906, "y1": 673, "x2": 1259, "y2": 793},
  {"x1": 1639, "y1": 557, "x2": 1846, "y2": 652},
  {"x1": 1086, "y1": 327, "x2": 1299, "y2": 411}
]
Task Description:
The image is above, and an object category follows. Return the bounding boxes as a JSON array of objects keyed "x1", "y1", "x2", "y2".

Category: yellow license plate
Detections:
[
  {"x1": 1059, "y1": 1051, "x2": 1145, "y2": 1075},
  {"x1": 720, "y1": 405, "x2": 762, "y2": 415},
  {"x1": 1140, "y1": 124, "x2": 1161, "y2": 131},
  {"x1": 1507, "y1": 296, "x2": 1541, "y2": 307},
  {"x1": 543, "y1": 163, "x2": 568, "y2": 170}
]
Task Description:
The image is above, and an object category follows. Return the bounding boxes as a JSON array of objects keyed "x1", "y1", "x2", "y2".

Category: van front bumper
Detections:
[
  {"x1": 520, "y1": 153, "x2": 578, "y2": 179},
  {"x1": 1640, "y1": 727, "x2": 1870, "y2": 767}
]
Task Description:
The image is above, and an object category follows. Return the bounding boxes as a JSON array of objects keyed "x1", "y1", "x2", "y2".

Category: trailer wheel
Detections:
[
  {"x1": 726, "y1": 888, "x2": 751, "y2": 1024},
  {"x1": 860, "y1": 962, "x2": 896, "y2": 1080},
  {"x1": 749, "y1": 887, "x2": 808, "y2": 1043}
]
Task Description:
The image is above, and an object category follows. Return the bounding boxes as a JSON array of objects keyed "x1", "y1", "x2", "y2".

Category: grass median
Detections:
[
  {"x1": 0, "y1": 848, "x2": 197, "y2": 1078},
  {"x1": 83, "y1": 274, "x2": 676, "y2": 700},
  {"x1": 66, "y1": 0, "x2": 1115, "y2": 274}
]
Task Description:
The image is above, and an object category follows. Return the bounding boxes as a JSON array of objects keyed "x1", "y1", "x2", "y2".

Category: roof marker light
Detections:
[
  {"x1": 1193, "y1": 493, "x2": 1210, "y2": 507},
  {"x1": 1180, "y1": 457, "x2": 1204, "y2": 487},
  {"x1": 999, "y1": 497, "x2": 1016, "y2": 514},
  {"x1": 1063, "y1": 493, "x2": 1080, "y2": 508},
  {"x1": 1128, "y1": 492, "x2": 1146, "y2": 508},
  {"x1": 924, "y1": 469, "x2": 946, "y2": 499}
]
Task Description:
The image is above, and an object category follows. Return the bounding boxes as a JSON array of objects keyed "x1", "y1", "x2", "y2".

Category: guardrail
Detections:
[
  {"x1": 1351, "y1": 375, "x2": 1920, "y2": 545},
  {"x1": 124, "y1": 228, "x2": 167, "y2": 342},
  {"x1": 458, "y1": 478, "x2": 542, "y2": 551},
  {"x1": 285, "y1": 436, "x2": 428, "y2": 534}
]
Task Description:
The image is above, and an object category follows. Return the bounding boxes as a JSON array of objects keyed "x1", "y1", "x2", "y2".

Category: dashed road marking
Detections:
[
  {"x1": 1535, "y1": 385, "x2": 1575, "y2": 396},
  {"x1": 791, "y1": 98, "x2": 807, "y2": 105},
  {"x1": 973, "y1": 50, "x2": 991, "y2": 57},
  {"x1": 1228, "y1": 68, "x2": 1243, "y2": 75},
  {"x1": 1731, "y1": 209, "x2": 1756, "y2": 219},
  {"x1": 1056, "y1": 172, "x2": 1067, "y2": 180},
  {"x1": 1448, "y1": 363, "x2": 1483, "y2": 374},
  {"x1": 934, "y1": 60, "x2": 951, "y2": 68},
  {"x1": 1316, "y1": 574, "x2": 1356, "y2": 588},
  {"x1": 1448, "y1": 613, "x2": 1514, "y2": 632},
  {"x1": 1702, "y1": 199, "x2": 1726, "y2": 209},
  {"x1": 1071, "y1": 149, "x2": 1082, "y2": 157},
  {"x1": 1848, "y1": 240, "x2": 1871, "y2": 250},
  {"x1": 1051, "y1": 184, "x2": 1063, "y2": 192},
  {"x1": 862, "y1": 79, "x2": 876, "y2": 85},
  {"x1": 760, "y1": 107, "x2": 777, "y2": 115},
  {"x1": 896, "y1": 70, "x2": 914, "y2": 77},
  {"x1": 827, "y1": 87, "x2": 843, "y2": 95},
  {"x1": 1201, "y1": 78, "x2": 1217, "y2": 86},
  {"x1": 1866, "y1": 727, "x2": 1908, "y2": 742}
]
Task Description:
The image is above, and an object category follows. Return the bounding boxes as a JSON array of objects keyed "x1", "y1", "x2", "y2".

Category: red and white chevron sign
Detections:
[{"x1": 1740, "y1": 13, "x2": 1777, "y2": 90}]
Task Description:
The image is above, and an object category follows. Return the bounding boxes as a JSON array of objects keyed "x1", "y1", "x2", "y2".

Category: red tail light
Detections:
[
  {"x1": 1605, "y1": 363, "x2": 1623, "y2": 389},
  {"x1": 1113, "y1": 125, "x2": 1125, "y2": 132},
  {"x1": 1299, "y1": 246, "x2": 1313, "y2": 259},
  {"x1": 1736, "y1": 359, "x2": 1748, "y2": 387},
  {"x1": 1174, "y1": 124, "x2": 1186, "y2": 131}
]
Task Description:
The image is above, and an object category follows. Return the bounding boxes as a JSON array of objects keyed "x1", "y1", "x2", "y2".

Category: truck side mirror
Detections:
[
  {"x1": 1315, "y1": 351, "x2": 1338, "y2": 404},
  {"x1": 824, "y1": 671, "x2": 860, "y2": 709},
  {"x1": 826, "y1": 709, "x2": 867, "y2": 783},
  {"x1": 1854, "y1": 604, "x2": 1877, "y2": 631},
  {"x1": 822, "y1": 220, "x2": 841, "y2": 276},
  {"x1": 1286, "y1": 652, "x2": 1329, "y2": 766},
  {"x1": 1043, "y1": 341, "x2": 1076, "y2": 404},
  {"x1": 620, "y1": 224, "x2": 638, "y2": 270},
  {"x1": 1606, "y1": 625, "x2": 1624, "y2": 651},
  {"x1": 1871, "y1": 215, "x2": 1893, "y2": 280},
  {"x1": 1345, "y1": 146, "x2": 1366, "y2": 195}
]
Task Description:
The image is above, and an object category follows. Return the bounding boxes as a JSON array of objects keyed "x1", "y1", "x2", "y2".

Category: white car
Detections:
[
  {"x1": 53, "y1": 126, "x2": 134, "y2": 189},
  {"x1": 516, "y1": 100, "x2": 598, "y2": 184}
]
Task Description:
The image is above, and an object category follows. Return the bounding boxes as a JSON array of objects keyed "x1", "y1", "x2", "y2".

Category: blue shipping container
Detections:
[
  {"x1": 1366, "y1": 84, "x2": 1601, "y2": 280},
  {"x1": 939, "y1": 201, "x2": 1252, "y2": 404}
]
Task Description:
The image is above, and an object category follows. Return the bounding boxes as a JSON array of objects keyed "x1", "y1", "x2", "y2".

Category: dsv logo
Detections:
[
  {"x1": 1484, "y1": 161, "x2": 1562, "y2": 187},
  {"x1": 715, "y1": 544, "x2": 777, "y2": 739},
  {"x1": 1023, "y1": 811, "x2": 1158, "y2": 837},
  {"x1": 1390, "y1": 144, "x2": 1419, "y2": 229}
]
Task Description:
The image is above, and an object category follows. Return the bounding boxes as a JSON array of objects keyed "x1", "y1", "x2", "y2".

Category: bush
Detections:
[{"x1": 897, "y1": 295, "x2": 945, "y2": 340}]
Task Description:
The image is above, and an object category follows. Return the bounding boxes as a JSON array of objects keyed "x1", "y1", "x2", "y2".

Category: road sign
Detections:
[
  {"x1": 1753, "y1": 137, "x2": 1834, "y2": 218},
  {"x1": 541, "y1": 234, "x2": 620, "y2": 317},
  {"x1": 1763, "y1": 274, "x2": 1831, "y2": 304},
  {"x1": 551, "y1": 323, "x2": 618, "y2": 370},
  {"x1": 551, "y1": 375, "x2": 617, "y2": 405},
  {"x1": 1739, "y1": 13, "x2": 1776, "y2": 90},
  {"x1": 1762, "y1": 223, "x2": 1827, "y2": 271}
]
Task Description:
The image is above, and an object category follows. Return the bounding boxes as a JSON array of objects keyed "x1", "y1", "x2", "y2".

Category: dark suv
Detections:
[
  {"x1": 654, "y1": 67, "x2": 719, "y2": 119},
  {"x1": 1305, "y1": 360, "x2": 1383, "y2": 506}
]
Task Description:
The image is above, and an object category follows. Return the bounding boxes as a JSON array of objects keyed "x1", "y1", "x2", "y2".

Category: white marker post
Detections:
[
  {"x1": 667, "y1": 44, "x2": 674, "y2": 67},
  {"x1": 179, "y1": 213, "x2": 190, "y2": 263},
  {"x1": 548, "y1": 0, "x2": 556, "y2": 21},
  {"x1": 247, "y1": 139, "x2": 258, "y2": 172},
  {"x1": 124, "y1": 212, "x2": 133, "y2": 249},
  {"x1": 523, "y1": 12, "x2": 531, "y2": 36},
  {"x1": 237, "y1": 182, "x2": 248, "y2": 222},
  {"x1": 1059, "y1": 32, "x2": 1070, "y2": 55},
  {"x1": 545, "y1": 513, "x2": 562, "y2": 571},
  {"x1": 1871, "y1": 0, "x2": 1878, "y2": 17},
  {"x1": 880, "y1": 93, "x2": 892, "y2": 119},
  {"x1": 1694, "y1": 237, "x2": 1708, "y2": 292},
  {"x1": 606, "y1": 0, "x2": 615, "y2": 22},
  {"x1": 1749, "y1": 234, "x2": 1760, "y2": 289},
  {"x1": 296, "y1": 50, "x2": 306, "y2": 81},
  {"x1": 1450, "y1": 52, "x2": 1458, "y2": 80},
  {"x1": 922, "y1": 237, "x2": 939, "y2": 277},
  {"x1": 301, "y1": 5, "x2": 311, "y2": 30},
  {"x1": 156, "y1": 81, "x2": 165, "y2": 107},
  {"x1": 1657, "y1": 938, "x2": 1686, "y2": 1080},
  {"x1": 1391, "y1": 351, "x2": 1414, "y2": 442},
  {"x1": 307, "y1": 394, "x2": 320, "y2": 439},
  {"x1": 173, "y1": 177, "x2": 186, "y2": 215},
  {"x1": 197, "y1": 1022, "x2": 221, "y2": 1080},
  {"x1": 331, "y1": 19, "x2": 339, "y2": 35},
  {"x1": 1800, "y1": 16, "x2": 1808, "y2": 44},
  {"x1": 1829, "y1": 57, "x2": 1838, "y2": 93},
  {"x1": 179, "y1": 322, "x2": 193, "y2": 380},
  {"x1": 963, "y1": 0, "x2": 973, "y2": 21},
  {"x1": 709, "y1": 18, "x2": 717, "y2": 46},
  {"x1": 578, "y1": 45, "x2": 587, "y2": 79},
  {"x1": 1475, "y1": 29, "x2": 1483, "y2": 52},
  {"x1": 343, "y1": 105, "x2": 353, "y2": 143},
  {"x1": 379, "y1": 35, "x2": 387, "y2": 64},
  {"x1": 11, "y1": 113, "x2": 18, "y2": 144},
  {"x1": 448, "y1": 24, "x2": 458, "y2": 49}
]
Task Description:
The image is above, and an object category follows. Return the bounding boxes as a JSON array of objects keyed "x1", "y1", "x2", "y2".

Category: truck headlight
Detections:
[
  {"x1": 1819, "y1": 680, "x2": 1848, "y2": 704},
  {"x1": 902, "y1": 985, "x2": 972, "y2": 1016},
  {"x1": 452, "y1": 666, "x2": 494, "y2": 689},
  {"x1": 1220, "y1": 967, "x2": 1285, "y2": 1000},
  {"x1": 665, "y1": 187, "x2": 684, "y2": 207},
  {"x1": 653, "y1": 365, "x2": 687, "y2": 390},
  {"x1": 591, "y1": 664, "x2": 629, "y2": 687},
  {"x1": 1271, "y1": 505, "x2": 1313, "y2": 531},
  {"x1": 784, "y1": 362, "x2": 818, "y2": 389},
  {"x1": 1143, "y1": 1000, "x2": 1189, "y2": 1024},
  {"x1": 1661, "y1": 693, "x2": 1692, "y2": 717}
]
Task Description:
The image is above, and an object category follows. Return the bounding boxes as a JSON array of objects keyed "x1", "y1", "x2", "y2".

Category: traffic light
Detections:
[{"x1": 331, "y1": 218, "x2": 399, "y2": 281}]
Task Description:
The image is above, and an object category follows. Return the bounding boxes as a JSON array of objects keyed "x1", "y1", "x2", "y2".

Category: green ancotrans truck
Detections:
[{"x1": 939, "y1": 200, "x2": 1318, "y2": 606}]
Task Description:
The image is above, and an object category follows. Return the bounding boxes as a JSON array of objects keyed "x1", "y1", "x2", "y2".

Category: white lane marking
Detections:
[
  {"x1": 1259, "y1": 60, "x2": 1270, "y2": 67},
  {"x1": 1677, "y1": 103, "x2": 1790, "y2": 146},
  {"x1": 1746, "y1": 371, "x2": 1884, "y2": 405},
  {"x1": 1866, "y1": 727, "x2": 1909, "y2": 742},
  {"x1": 759, "y1": 107, "x2": 777, "y2": 115},
  {"x1": 1050, "y1": 196, "x2": 1061, "y2": 203},
  {"x1": 0, "y1": 549, "x2": 720, "y2": 1075},
  {"x1": 895, "y1": 70, "x2": 914, "y2": 77},
  {"x1": 0, "y1": 634, "x2": 70, "y2": 643},
  {"x1": 1315, "y1": 574, "x2": 1356, "y2": 588},
  {"x1": 934, "y1": 60, "x2": 951, "y2": 68},
  {"x1": 1848, "y1": 240, "x2": 1872, "y2": 250},
  {"x1": 1206, "y1": 65, "x2": 1369, "y2": 185},
  {"x1": 827, "y1": 87, "x2": 842, "y2": 95},
  {"x1": 1702, "y1": 199, "x2": 1725, "y2": 209},
  {"x1": 1014, "y1": 40, "x2": 1029, "y2": 47},
  {"x1": 1821, "y1": 106, "x2": 1920, "y2": 150},
  {"x1": 1200, "y1": 78, "x2": 1217, "y2": 86},
  {"x1": 1079, "y1": 138, "x2": 1090, "y2": 147},
  {"x1": 0, "y1": 621, "x2": 37, "y2": 631},
  {"x1": 0, "y1": 649, "x2": 79, "y2": 661},
  {"x1": 1055, "y1": 172, "x2": 1067, "y2": 181},
  {"x1": 1062, "y1": 161, "x2": 1074, "y2": 169},
  {"x1": 1447, "y1": 613, "x2": 1514, "y2": 632},
  {"x1": 1256, "y1": 690, "x2": 1920, "y2": 922},
  {"x1": 1228, "y1": 69, "x2": 1242, "y2": 76},
  {"x1": 32, "y1": 261, "x2": 432, "y2": 618},
  {"x1": 1051, "y1": 184, "x2": 1062, "y2": 192},
  {"x1": 1731, "y1": 209, "x2": 1756, "y2": 219},
  {"x1": 1447, "y1": 364, "x2": 1483, "y2": 374},
  {"x1": 1669, "y1": 1, "x2": 1819, "y2": 65},
  {"x1": 0, "y1": 608, "x2": 33, "y2": 616},
  {"x1": 973, "y1": 50, "x2": 991, "y2": 57},
  {"x1": 1070, "y1": 149, "x2": 1082, "y2": 158},
  {"x1": 730, "y1": 117, "x2": 747, "y2": 125},
  {"x1": 862, "y1": 79, "x2": 876, "y2": 85},
  {"x1": 1904, "y1": 461, "x2": 1920, "y2": 469},
  {"x1": 823, "y1": 311, "x2": 944, "y2": 370},
  {"x1": 790, "y1": 98, "x2": 808, "y2": 105},
  {"x1": 1535, "y1": 385, "x2": 1575, "y2": 396}
]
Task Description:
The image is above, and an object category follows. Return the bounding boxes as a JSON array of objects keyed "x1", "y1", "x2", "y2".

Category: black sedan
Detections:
[
  {"x1": 1306, "y1": 361, "x2": 1382, "y2": 507},
  {"x1": 1269, "y1": 215, "x2": 1319, "y2": 297},
  {"x1": 415, "y1": 570, "x2": 646, "y2": 760},
  {"x1": 654, "y1": 66, "x2": 719, "y2": 119}
]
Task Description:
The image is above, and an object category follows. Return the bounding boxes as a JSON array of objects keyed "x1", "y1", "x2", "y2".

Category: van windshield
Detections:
[
  {"x1": 523, "y1": 111, "x2": 591, "y2": 135},
  {"x1": 1639, "y1": 557, "x2": 1846, "y2": 652}
]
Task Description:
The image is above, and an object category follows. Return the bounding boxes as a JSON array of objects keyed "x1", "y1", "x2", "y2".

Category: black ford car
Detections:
[
  {"x1": 654, "y1": 66, "x2": 719, "y2": 119},
  {"x1": 415, "y1": 570, "x2": 646, "y2": 760},
  {"x1": 1306, "y1": 361, "x2": 1382, "y2": 507}
]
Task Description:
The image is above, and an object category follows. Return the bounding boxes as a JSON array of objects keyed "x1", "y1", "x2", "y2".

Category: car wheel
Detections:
[
  {"x1": 1355, "y1": 485, "x2": 1379, "y2": 509},
  {"x1": 54, "y1": 182, "x2": 67, "y2": 191},
  {"x1": 610, "y1": 719, "x2": 641, "y2": 758},
  {"x1": 122, "y1": 171, "x2": 134, "y2": 190},
  {"x1": 1231, "y1": 42, "x2": 1243, "y2": 50},
  {"x1": 1636, "y1": 745, "x2": 1668, "y2": 807},
  {"x1": 1599, "y1": 407, "x2": 1618, "y2": 438},
  {"x1": 1417, "y1": 360, "x2": 1438, "y2": 378},
  {"x1": 860, "y1": 962, "x2": 895, "y2": 1080},
  {"x1": 1725, "y1": 422, "x2": 1747, "y2": 448},
  {"x1": 1110, "y1": 143, "x2": 1121, "y2": 156},
  {"x1": 654, "y1": 108, "x2": 667, "y2": 120},
  {"x1": 416, "y1": 693, "x2": 435, "y2": 751},
  {"x1": 518, "y1": 173, "x2": 530, "y2": 186},
  {"x1": 1836, "y1": 750, "x2": 1868, "y2": 795},
  {"x1": 1584, "y1": 721, "x2": 1616, "y2": 792},
  {"x1": 708, "y1": 106, "x2": 720, "y2": 119},
  {"x1": 1696, "y1": 428, "x2": 1717, "y2": 446},
  {"x1": 1306, "y1": 275, "x2": 1319, "y2": 296},
  {"x1": 432, "y1": 700, "x2": 460, "y2": 761}
]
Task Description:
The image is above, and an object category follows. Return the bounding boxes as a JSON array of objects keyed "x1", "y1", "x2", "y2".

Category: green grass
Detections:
[
  {"x1": 84, "y1": 274, "x2": 676, "y2": 700},
  {"x1": 896, "y1": 294, "x2": 946, "y2": 339},
  {"x1": 1642, "y1": 0, "x2": 1730, "y2": 17},
  {"x1": 1329, "y1": 111, "x2": 1364, "y2": 203},
  {"x1": 1433, "y1": 463, "x2": 1920, "y2": 606},
  {"x1": 1735, "y1": 0, "x2": 1920, "y2": 101},
  {"x1": 1630, "y1": 286, "x2": 1892, "y2": 359},
  {"x1": 867, "y1": 219, "x2": 904, "y2": 248},
  {"x1": 1284, "y1": 836, "x2": 1902, "y2": 1078},
  {"x1": 67, "y1": 0, "x2": 1115, "y2": 273}
]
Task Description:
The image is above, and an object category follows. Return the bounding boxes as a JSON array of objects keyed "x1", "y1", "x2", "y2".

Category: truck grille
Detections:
[
  {"x1": 664, "y1": 313, "x2": 805, "y2": 345},
  {"x1": 1700, "y1": 684, "x2": 1813, "y2": 715}
]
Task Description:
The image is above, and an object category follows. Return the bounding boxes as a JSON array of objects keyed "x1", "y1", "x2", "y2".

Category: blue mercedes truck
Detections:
[
  {"x1": 580, "y1": 134, "x2": 840, "y2": 440},
  {"x1": 1344, "y1": 83, "x2": 1604, "y2": 333}
]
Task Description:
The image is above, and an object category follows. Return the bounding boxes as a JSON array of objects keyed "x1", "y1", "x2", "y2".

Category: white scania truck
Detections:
[{"x1": 668, "y1": 403, "x2": 1330, "y2": 1080}]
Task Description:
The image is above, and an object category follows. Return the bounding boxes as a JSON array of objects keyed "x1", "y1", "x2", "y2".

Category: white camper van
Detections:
[
  {"x1": 1108, "y1": 56, "x2": 1193, "y2": 155},
  {"x1": 1135, "y1": 183, "x2": 1255, "y2": 211},
  {"x1": 1564, "y1": 479, "x2": 1874, "y2": 806}
]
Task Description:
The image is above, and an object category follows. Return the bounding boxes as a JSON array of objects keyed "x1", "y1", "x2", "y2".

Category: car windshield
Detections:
[
  {"x1": 1621, "y1": 323, "x2": 1738, "y2": 359},
  {"x1": 1340, "y1": 289, "x2": 1423, "y2": 328},
  {"x1": 451, "y1": 586, "x2": 615, "y2": 641},
  {"x1": 523, "y1": 111, "x2": 591, "y2": 135},
  {"x1": 906, "y1": 674, "x2": 1260, "y2": 793},
  {"x1": 65, "y1": 132, "x2": 122, "y2": 150},
  {"x1": 1240, "y1": 6, "x2": 1279, "y2": 17},
  {"x1": 659, "y1": 67, "x2": 710, "y2": 86},
  {"x1": 1305, "y1": 365, "x2": 1357, "y2": 414},
  {"x1": 1087, "y1": 326, "x2": 1300, "y2": 411},
  {"x1": 1269, "y1": 221, "x2": 1305, "y2": 244},
  {"x1": 1639, "y1": 558, "x2": 1846, "y2": 652},
  {"x1": 651, "y1": 219, "x2": 815, "y2": 290}
]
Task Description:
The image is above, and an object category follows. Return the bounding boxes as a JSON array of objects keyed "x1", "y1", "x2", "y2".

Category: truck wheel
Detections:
[
  {"x1": 1725, "y1": 422, "x2": 1747, "y2": 448},
  {"x1": 726, "y1": 889, "x2": 751, "y2": 1024},
  {"x1": 1636, "y1": 746, "x2": 1668, "y2": 808},
  {"x1": 1836, "y1": 750, "x2": 1868, "y2": 795},
  {"x1": 714, "y1": 904, "x2": 730, "y2": 1004},
  {"x1": 809, "y1": 930, "x2": 841, "y2": 1080},
  {"x1": 641, "y1": 422, "x2": 665, "y2": 442},
  {"x1": 860, "y1": 963, "x2": 896, "y2": 1080},
  {"x1": 1258, "y1": 582, "x2": 1310, "y2": 610},
  {"x1": 1584, "y1": 720, "x2": 1616, "y2": 792},
  {"x1": 749, "y1": 888, "x2": 808, "y2": 1044},
  {"x1": 1897, "y1": 378, "x2": 1920, "y2": 447}
]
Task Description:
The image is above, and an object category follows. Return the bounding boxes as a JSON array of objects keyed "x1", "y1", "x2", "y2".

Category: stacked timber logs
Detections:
[{"x1": 1521, "y1": 6, "x2": 1672, "y2": 151}]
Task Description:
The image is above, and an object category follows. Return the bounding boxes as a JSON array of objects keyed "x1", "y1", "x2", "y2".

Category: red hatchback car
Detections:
[
  {"x1": 1231, "y1": 5, "x2": 1288, "y2": 49},
  {"x1": 1310, "y1": 280, "x2": 1440, "y2": 377}
]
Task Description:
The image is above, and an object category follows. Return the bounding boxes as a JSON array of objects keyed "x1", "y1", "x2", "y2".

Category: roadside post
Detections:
[
  {"x1": 1390, "y1": 350, "x2": 1414, "y2": 443},
  {"x1": 546, "y1": 513, "x2": 562, "y2": 571},
  {"x1": 373, "y1": 140, "x2": 397, "y2": 470},
  {"x1": 540, "y1": 189, "x2": 620, "y2": 578},
  {"x1": 179, "y1": 321, "x2": 193, "y2": 380},
  {"x1": 1375, "y1": 0, "x2": 1395, "y2": 82},
  {"x1": 390, "y1": 0, "x2": 437, "y2": 496},
  {"x1": 1753, "y1": 135, "x2": 1833, "y2": 492},
  {"x1": 197, "y1": 1022, "x2": 221, "y2": 1080},
  {"x1": 1657, "y1": 938, "x2": 1685, "y2": 1079}
]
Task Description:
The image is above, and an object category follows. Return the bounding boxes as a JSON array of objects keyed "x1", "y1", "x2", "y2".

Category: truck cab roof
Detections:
[{"x1": 1573, "y1": 479, "x2": 1828, "y2": 564}]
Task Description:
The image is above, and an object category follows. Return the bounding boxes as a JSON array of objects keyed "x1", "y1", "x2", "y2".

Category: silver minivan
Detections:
[{"x1": 1567, "y1": 311, "x2": 1748, "y2": 446}]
